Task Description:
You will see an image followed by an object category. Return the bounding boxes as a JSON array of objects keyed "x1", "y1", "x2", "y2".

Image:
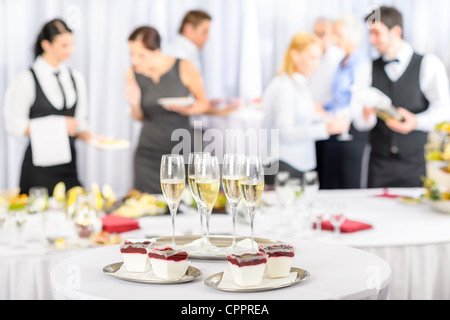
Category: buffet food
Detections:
[
  {"x1": 424, "y1": 122, "x2": 450, "y2": 213},
  {"x1": 114, "y1": 189, "x2": 168, "y2": 218}
]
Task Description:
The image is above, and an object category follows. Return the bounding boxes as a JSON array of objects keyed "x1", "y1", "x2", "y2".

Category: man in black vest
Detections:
[{"x1": 351, "y1": 6, "x2": 450, "y2": 188}]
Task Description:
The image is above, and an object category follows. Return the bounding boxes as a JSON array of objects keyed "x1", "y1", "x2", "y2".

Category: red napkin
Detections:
[
  {"x1": 102, "y1": 214, "x2": 140, "y2": 233},
  {"x1": 375, "y1": 189, "x2": 400, "y2": 199},
  {"x1": 315, "y1": 219, "x2": 373, "y2": 233}
]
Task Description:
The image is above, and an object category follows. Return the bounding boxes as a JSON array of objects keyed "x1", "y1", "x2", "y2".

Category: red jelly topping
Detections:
[
  {"x1": 268, "y1": 251, "x2": 294, "y2": 258},
  {"x1": 227, "y1": 253, "x2": 267, "y2": 267},
  {"x1": 148, "y1": 248, "x2": 188, "y2": 262},
  {"x1": 264, "y1": 245, "x2": 295, "y2": 258},
  {"x1": 120, "y1": 247, "x2": 147, "y2": 254}
]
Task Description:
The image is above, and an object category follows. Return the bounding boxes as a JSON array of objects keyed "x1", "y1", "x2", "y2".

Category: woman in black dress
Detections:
[
  {"x1": 3, "y1": 19, "x2": 94, "y2": 194},
  {"x1": 125, "y1": 26, "x2": 210, "y2": 194}
]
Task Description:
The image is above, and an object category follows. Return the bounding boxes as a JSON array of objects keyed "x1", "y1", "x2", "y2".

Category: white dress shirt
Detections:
[
  {"x1": 164, "y1": 34, "x2": 202, "y2": 73},
  {"x1": 351, "y1": 42, "x2": 450, "y2": 132},
  {"x1": 3, "y1": 56, "x2": 89, "y2": 138},
  {"x1": 263, "y1": 72, "x2": 329, "y2": 172},
  {"x1": 308, "y1": 45, "x2": 345, "y2": 105}
]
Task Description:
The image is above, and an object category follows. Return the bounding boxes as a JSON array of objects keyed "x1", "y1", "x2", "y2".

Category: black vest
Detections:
[{"x1": 370, "y1": 53, "x2": 429, "y2": 157}]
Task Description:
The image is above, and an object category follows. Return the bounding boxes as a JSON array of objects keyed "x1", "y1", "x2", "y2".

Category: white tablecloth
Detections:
[
  {"x1": 3, "y1": 187, "x2": 450, "y2": 300},
  {"x1": 254, "y1": 188, "x2": 450, "y2": 300},
  {"x1": 50, "y1": 239, "x2": 391, "y2": 300}
]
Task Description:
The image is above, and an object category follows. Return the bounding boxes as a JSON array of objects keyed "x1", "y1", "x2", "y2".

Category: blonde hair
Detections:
[{"x1": 278, "y1": 32, "x2": 322, "y2": 77}]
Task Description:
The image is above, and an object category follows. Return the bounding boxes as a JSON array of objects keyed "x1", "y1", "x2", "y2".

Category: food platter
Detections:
[
  {"x1": 157, "y1": 97, "x2": 195, "y2": 107},
  {"x1": 204, "y1": 267, "x2": 310, "y2": 293}
]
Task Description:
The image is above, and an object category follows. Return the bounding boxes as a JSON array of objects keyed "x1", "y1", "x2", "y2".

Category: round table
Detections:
[
  {"x1": 0, "y1": 209, "x2": 102, "y2": 300},
  {"x1": 50, "y1": 238, "x2": 391, "y2": 300}
]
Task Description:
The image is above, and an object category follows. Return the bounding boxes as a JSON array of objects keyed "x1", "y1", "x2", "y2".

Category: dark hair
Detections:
[
  {"x1": 366, "y1": 6, "x2": 403, "y2": 31},
  {"x1": 128, "y1": 26, "x2": 161, "y2": 51},
  {"x1": 179, "y1": 10, "x2": 212, "y2": 34},
  {"x1": 34, "y1": 19, "x2": 72, "y2": 58}
]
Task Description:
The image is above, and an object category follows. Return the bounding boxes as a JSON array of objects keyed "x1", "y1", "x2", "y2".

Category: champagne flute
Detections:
[
  {"x1": 240, "y1": 156, "x2": 264, "y2": 250},
  {"x1": 336, "y1": 108, "x2": 353, "y2": 142},
  {"x1": 188, "y1": 152, "x2": 211, "y2": 247},
  {"x1": 28, "y1": 186, "x2": 49, "y2": 214},
  {"x1": 72, "y1": 194, "x2": 98, "y2": 241},
  {"x1": 222, "y1": 153, "x2": 245, "y2": 249},
  {"x1": 11, "y1": 209, "x2": 29, "y2": 248},
  {"x1": 161, "y1": 154, "x2": 186, "y2": 245},
  {"x1": 195, "y1": 156, "x2": 220, "y2": 248}
]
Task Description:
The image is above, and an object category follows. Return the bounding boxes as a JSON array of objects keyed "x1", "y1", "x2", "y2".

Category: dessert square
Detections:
[
  {"x1": 261, "y1": 243, "x2": 295, "y2": 278},
  {"x1": 226, "y1": 252, "x2": 268, "y2": 287},
  {"x1": 148, "y1": 246, "x2": 189, "y2": 280},
  {"x1": 120, "y1": 240, "x2": 152, "y2": 273}
]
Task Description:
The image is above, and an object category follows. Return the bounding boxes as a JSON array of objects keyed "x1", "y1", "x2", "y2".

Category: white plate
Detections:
[
  {"x1": 157, "y1": 97, "x2": 195, "y2": 107},
  {"x1": 91, "y1": 139, "x2": 130, "y2": 150}
]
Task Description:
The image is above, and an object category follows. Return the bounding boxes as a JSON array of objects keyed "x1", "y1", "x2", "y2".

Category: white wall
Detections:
[{"x1": 1, "y1": 0, "x2": 449, "y2": 196}]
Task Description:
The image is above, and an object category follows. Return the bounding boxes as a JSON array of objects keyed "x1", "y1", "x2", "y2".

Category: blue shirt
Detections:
[{"x1": 325, "y1": 50, "x2": 368, "y2": 114}]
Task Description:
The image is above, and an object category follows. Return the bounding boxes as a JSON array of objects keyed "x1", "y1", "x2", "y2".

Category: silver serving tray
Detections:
[
  {"x1": 103, "y1": 262, "x2": 202, "y2": 284},
  {"x1": 151, "y1": 235, "x2": 280, "y2": 260},
  {"x1": 204, "y1": 267, "x2": 310, "y2": 293}
]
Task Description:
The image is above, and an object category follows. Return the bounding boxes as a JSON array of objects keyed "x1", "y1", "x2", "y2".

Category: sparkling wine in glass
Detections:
[
  {"x1": 336, "y1": 108, "x2": 353, "y2": 142},
  {"x1": 240, "y1": 156, "x2": 264, "y2": 250},
  {"x1": 188, "y1": 152, "x2": 211, "y2": 247},
  {"x1": 161, "y1": 154, "x2": 186, "y2": 245},
  {"x1": 222, "y1": 153, "x2": 245, "y2": 249},
  {"x1": 194, "y1": 156, "x2": 220, "y2": 248}
]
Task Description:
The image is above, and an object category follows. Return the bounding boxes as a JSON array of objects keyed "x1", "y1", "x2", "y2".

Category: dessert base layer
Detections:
[
  {"x1": 150, "y1": 258, "x2": 189, "y2": 280},
  {"x1": 265, "y1": 257, "x2": 293, "y2": 278},
  {"x1": 122, "y1": 254, "x2": 150, "y2": 273},
  {"x1": 228, "y1": 262, "x2": 266, "y2": 287}
]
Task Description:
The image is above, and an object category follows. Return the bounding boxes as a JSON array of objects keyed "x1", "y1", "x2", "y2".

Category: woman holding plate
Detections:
[{"x1": 125, "y1": 26, "x2": 210, "y2": 194}]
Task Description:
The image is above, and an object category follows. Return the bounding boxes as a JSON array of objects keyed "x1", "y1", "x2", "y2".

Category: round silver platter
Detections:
[
  {"x1": 103, "y1": 262, "x2": 202, "y2": 284},
  {"x1": 204, "y1": 267, "x2": 310, "y2": 293}
]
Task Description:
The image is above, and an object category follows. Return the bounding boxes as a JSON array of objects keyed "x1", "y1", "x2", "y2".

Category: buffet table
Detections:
[
  {"x1": 50, "y1": 238, "x2": 391, "y2": 300},
  {"x1": 3, "y1": 188, "x2": 450, "y2": 300}
]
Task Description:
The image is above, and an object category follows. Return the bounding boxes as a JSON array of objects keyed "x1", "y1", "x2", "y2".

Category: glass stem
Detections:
[
  {"x1": 206, "y1": 209, "x2": 212, "y2": 247},
  {"x1": 231, "y1": 204, "x2": 237, "y2": 249},
  {"x1": 198, "y1": 206, "x2": 205, "y2": 244},
  {"x1": 249, "y1": 206, "x2": 256, "y2": 250},
  {"x1": 169, "y1": 207, "x2": 177, "y2": 245}
]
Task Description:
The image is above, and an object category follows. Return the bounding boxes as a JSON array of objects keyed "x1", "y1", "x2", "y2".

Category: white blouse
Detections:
[
  {"x1": 351, "y1": 42, "x2": 450, "y2": 132},
  {"x1": 3, "y1": 56, "x2": 89, "y2": 138},
  {"x1": 263, "y1": 72, "x2": 329, "y2": 172}
]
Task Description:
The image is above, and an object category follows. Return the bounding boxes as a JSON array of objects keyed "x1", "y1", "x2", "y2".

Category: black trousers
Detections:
[
  {"x1": 316, "y1": 126, "x2": 369, "y2": 190},
  {"x1": 368, "y1": 152, "x2": 426, "y2": 188}
]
